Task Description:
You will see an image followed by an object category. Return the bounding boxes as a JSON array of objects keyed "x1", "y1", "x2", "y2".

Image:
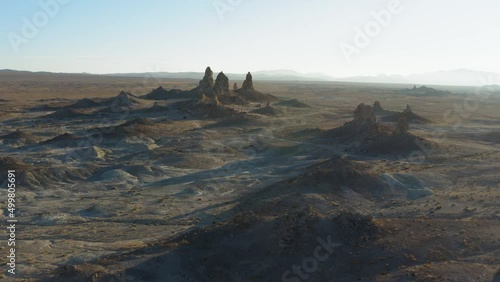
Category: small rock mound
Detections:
[
  {"x1": 47, "y1": 264, "x2": 113, "y2": 282},
  {"x1": 142, "y1": 86, "x2": 172, "y2": 99},
  {"x1": 175, "y1": 97, "x2": 240, "y2": 119},
  {"x1": 100, "y1": 169, "x2": 138, "y2": 183},
  {"x1": 0, "y1": 156, "x2": 94, "y2": 190},
  {"x1": 45, "y1": 108, "x2": 88, "y2": 119},
  {"x1": 276, "y1": 99, "x2": 310, "y2": 108},
  {"x1": 402, "y1": 85, "x2": 450, "y2": 96},
  {"x1": 0, "y1": 156, "x2": 30, "y2": 171},
  {"x1": 241, "y1": 72, "x2": 254, "y2": 90},
  {"x1": 122, "y1": 117, "x2": 155, "y2": 126},
  {"x1": 403, "y1": 104, "x2": 412, "y2": 113},
  {"x1": 101, "y1": 118, "x2": 156, "y2": 138},
  {"x1": 39, "y1": 133, "x2": 82, "y2": 147},
  {"x1": 382, "y1": 106, "x2": 431, "y2": 124},
  {"x1": 360, "y1": 132, "x2": 435, "y2": 156},
  {"x1": 105, "y1": 91, "x2": 141, "y2": 108},
  {"x1": 142, "y1": 86, "x2": 198, "y2": 100},
  {"x1": 1, "y1": 130, "x2": 41, "y2": 146},
  {"x1": 236, "y1": 88, "x2": 278, "y2": 103},
  {"x1": 251, "y1": 105, "x2": 283, "y2": 116},
  {"x1": 334, "y1": 213, "x2": 382, "y2": 246},
  {"x1": 66, "y1": 98, "x2": 100, "y2": 109},
  {"x1": 136, "y1": 102, "x2": 169, "y2": 114},
  {"x1": 287, "y1": 156, "x2": 390, "y2": 197}
]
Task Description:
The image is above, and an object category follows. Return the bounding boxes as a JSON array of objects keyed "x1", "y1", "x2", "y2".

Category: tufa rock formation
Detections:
[
  {"x1": 199, "y1": 67, "x2": 214, "y2": 89},
  {"x1": 233, "y1": 83, "x2": 238, "y2": 91},
  {"x1": 353, "y1": 103, "x2": 377, "y2": 125},
  {"x1": 404, "y1": 104, "x2": 413, "y2": 113},
  {"x1": 1, "y1": 129, "x2": 41, "y2": 146},
  {"x1": 198, "y1": 90, "x2": 210, "y2": 103},
  {"x1": 68, "y1": 98, "x2": 100, "y2": 109},
  {"x1": 117, "y1": 91, "x2": 133, "y2": 104},
  {"x1": 198, "y1": 88, "x2": 219, "y2": 107},
  {"x1": 242, "y1": 72, "x2": 254, "y2": 91},
  {"x1": 403, "y1": 85, "x2": 449, "y2": 96},
  {"x1": 214, "y1": 72, "x2": 230, "y2": 96},
  {"x1": 105, "y1": 91, "x2": 140, "y2": 108},
  {"x1": 208, "y1": 92, "x2": 220, "y2": 107},
  {"x1": 395, "y1": 113, "x2": 409, "y2": 135},
  {"x1": 372, "y1": 101, "x2": 384, "y2": 112}
]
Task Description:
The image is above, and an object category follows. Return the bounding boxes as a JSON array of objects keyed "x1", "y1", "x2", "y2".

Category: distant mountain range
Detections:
[
  {"x1": 339, "y1": 69, "x2": 500, "y2": 87},
  {"x1": 89, "y1": 68, "x2": 500, "y2": 86},
  {"x1": 103, "y1": 70, "x2": 335, "y2": 82},
  {"x1": 1, "y1": 68, "x2": 499, "y2": 86}
]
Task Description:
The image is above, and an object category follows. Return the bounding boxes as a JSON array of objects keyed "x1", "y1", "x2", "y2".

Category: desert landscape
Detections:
[{"x1": 0, "y1": 67, "x2": 498, "y2": 281}]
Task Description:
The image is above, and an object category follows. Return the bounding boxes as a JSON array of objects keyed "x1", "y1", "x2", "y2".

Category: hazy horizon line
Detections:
[{"x1": 2, "y1": 67, "x2": 500, "y2": 78}]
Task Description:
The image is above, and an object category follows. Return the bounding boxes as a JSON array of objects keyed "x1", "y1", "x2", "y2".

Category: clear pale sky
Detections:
[{"x1": 1, "y1": 0, "x2": 499, "y2": 76}]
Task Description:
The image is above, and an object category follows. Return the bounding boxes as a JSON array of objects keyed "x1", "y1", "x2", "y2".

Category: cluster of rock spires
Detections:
[
  {"x1": 402, "y1": 85, "x2": 450, "y2": 96},
  {"x1": 349, "y1": 102, "x2": 411, "y2": 136},
  {"x1": 328, "y1": 101, "x2": 435, "y2": 156},
  {"x1": 143, "y1": 67, "x2": 276, "y2": 105}
]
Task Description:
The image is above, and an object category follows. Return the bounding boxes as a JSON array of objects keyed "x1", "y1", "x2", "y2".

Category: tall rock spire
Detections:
[
  {"x1": 214, "y1": 72, "x2": 229, "y2": 96},
  {"x1": 199, "y1": 67, "x2": 214, "y2": 88},
  {"x1": 242, "y1": 72, "x2": 254, "y2": 91}
]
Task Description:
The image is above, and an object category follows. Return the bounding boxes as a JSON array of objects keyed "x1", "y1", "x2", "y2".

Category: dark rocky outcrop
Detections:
[
  {"x1": 242, "y1": 72, "x2": 254, "y2": 91},
  {"x1": 214, "y1": 72, "x2": 230, "y2": 96},
  {"x1": 402, "y1": 85, "x2": 450, "y2": 96},
  {"x1": 66, "y1": 98, "x2": 100, "y2": 109},
  {"x1": 142, "y1": 86, "x2": 199, "y2": 100},
  {"x1": 199, "y1": 67, "x2": 214, "y2": 89},
  {"x1": 353, "y1": 103, "x2": 377, "y2": 125},
  {"x1": 39, "y1": 133, "x2": 83, "y2": 147},
  {"x1": 395, "y1": 113, "x2": 409, "y2": 135},
  {"x1": 251, "y1": 104, "x2": 283, "y2": 116},
  {"x1": 103, "y1": 91, "x2": 141, "y2": 108},
  {"x1": 44, "y1": 108, "x2": 88, "y2": 119},
  {"x1": 0, "y1": 156, "x2": 94, "y2": 191},
  {"x1": 0, "y1": 130, "x2": 41, "y2": 146},
  {"x1": 372, "y1": 101, "x2": 384, "y2": 113},
  {"x1": 382, "y1": 105, "x2": 431, "y2": 124},
  {"x1": 403, "y1": 104, "x2": 412, "y2": 114},
  {"x1": 276, "y1": 99, "x2": 310, "y2": 108}
]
